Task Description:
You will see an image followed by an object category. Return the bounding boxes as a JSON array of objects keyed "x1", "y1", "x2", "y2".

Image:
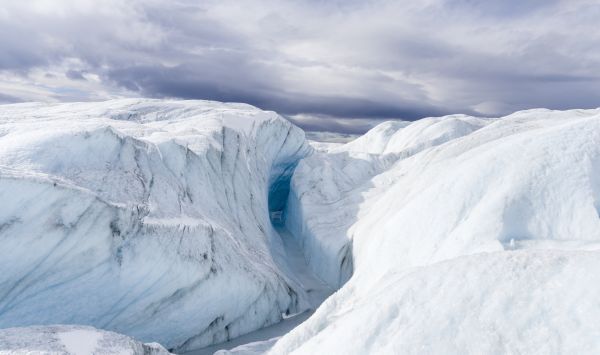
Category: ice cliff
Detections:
[{"x1": 0, "y1": 99, "x2": 311, "y2": 351}]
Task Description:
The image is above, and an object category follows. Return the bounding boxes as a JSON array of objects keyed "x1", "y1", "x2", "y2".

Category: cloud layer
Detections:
[{"x1": 1, "y1": 0, "x2": 600, "y2": 131}]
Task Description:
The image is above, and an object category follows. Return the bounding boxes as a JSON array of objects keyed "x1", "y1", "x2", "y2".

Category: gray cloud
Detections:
[
  {"x1": 286, "y1": 114, "x2": 393, "y2": 134},
  {"x1": 0, "y1": 93, "x2": 21, "y2": 104},
  {"x1": 65, "y1": 70, "x2": 86, "y2": 81},
  {"x1": 1, "y1": 0, "x2": 600, "y2": 132}
]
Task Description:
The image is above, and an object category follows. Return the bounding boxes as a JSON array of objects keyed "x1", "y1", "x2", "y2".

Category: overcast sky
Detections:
[{"x1": 1, "y1": 0, "x2": 600, "y2": 132}]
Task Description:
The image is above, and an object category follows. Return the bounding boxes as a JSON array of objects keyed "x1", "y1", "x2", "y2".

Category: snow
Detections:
[
  {"x1": 0, "y1": 324, "x2": 171, "y2": 354},
  {"x1": 272, "y1": 250, "x2": 600, "y2": 354},
  {"x1": 303, "y1": 131, "x2": 359, "y2": 144},
  {"x1": 285, "y1": 114, "x2": 490, "y2": 287},
  {"x1": 274, "y1": 108, "x2": 600, "y2": 354},
  {"x1": 0, "y1": 99, "x2": 312, "y2": 351},
  {"x1": 58, "y1": 329, "x2": 103, "y2": 355}
]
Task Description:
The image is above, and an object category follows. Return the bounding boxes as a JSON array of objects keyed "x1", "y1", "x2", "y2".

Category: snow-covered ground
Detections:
[
  {"x1": 304, "y1": 131, "x2": 359, "y2": 144},
  {"x1": 2, "y1": 100, "x2": 600, "y2": 354},
  {"x1": 286, "y1": 115, "x2": 490, "y2": 287},
  {"x1": 0, "y1": 324, "x2": 171, "y2": 354},
  {"x1": 273, "y1": 108, "x2": 600, "y2": 354}
]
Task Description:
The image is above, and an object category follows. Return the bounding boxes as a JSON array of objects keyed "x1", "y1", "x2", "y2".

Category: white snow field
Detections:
[
  {"x1": 0, "y1": 324, "x2": 171, "y2": 354},
  {"x1": 0, "y1": 99, "x2": 316, "y2": 352},
  {"x1": 2, "y1": 100, "x2": 600, "y2": 355},
  {"x1": 273, "y1": 109, "x2": 600, "y2": 354}
]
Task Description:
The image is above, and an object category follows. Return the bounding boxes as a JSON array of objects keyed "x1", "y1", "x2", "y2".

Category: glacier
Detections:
[
  {"x1": 0, "y1": 99, "x2": 314, "y2": 352},
  {"x1": 272, "y1": 108, "x2": 600, "y2": 354},
  {"x1": 1, "y1": 100, "x2": 600, "y2": 354}
]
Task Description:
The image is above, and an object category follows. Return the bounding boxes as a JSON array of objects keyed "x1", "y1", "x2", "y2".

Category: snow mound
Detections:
[
  {"x1": 286, "y1": 114, "x2": 489, "y2": 287},
  {"x1": 272, "y1": 251, "x2": 600, "y2": 354},
  {"x1": 0, "y1": 99, "x2": 311, "y2": 351},
  {"x1": 0, "y1": 325, "x2": 171, "y2": 354},
  {"x1": 275, "y1": 108, "x2": 600, "y2": 353}
]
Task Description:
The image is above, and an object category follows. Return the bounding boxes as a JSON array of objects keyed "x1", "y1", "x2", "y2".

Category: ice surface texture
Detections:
[
  {"x1": 0, "y1": 99, "x2": 311, "y2": 351},
  {"x1": 0, "y1": 324, "x2": 171, "y2": 354},
  {"x1": 3, "y1": 101, "x2": 600, "y2": 355},
  {"x1": 276, "y1": 109, "x2": 600, "y2": 354}
]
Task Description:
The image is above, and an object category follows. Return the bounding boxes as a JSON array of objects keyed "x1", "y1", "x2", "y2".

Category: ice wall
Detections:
[{"x1": 0, "y1": 99, "x2": 310, "y2": 351}]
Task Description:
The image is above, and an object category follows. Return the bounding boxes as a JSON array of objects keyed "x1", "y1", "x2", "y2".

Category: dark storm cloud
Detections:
[
  {"x1": 286, "y1": 114, "x2": 389, "y2": 135},
  {"x1": 106, "y1": 60, "x2": 447, "y2": 120},
  {"x1": 1, "y1": 0, "x2": 600, "y2": 132}
]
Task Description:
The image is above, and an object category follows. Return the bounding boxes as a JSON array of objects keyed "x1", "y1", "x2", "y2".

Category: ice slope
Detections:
[
  {"x1": 286, "y1": 115, "x2": 489, "y2": 287},
  {"x1": 0, "y1": 325, "x2": 171, "y2": 354},
  {"x1": 272, "y1": 251, "x2": 600, "y2": 354},
  {"x1": 275, "y1": 109, "x2": 600, "y2": 353},
  {"x1": 0, "y1": 99, "x2": 312, "y2": 351}
]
